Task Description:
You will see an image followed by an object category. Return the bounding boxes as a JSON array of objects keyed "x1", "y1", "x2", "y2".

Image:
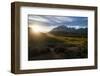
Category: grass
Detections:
[
  {"x1": 28, "y1": 32, "x2": 88, "y2": 60},
  {"x1": 45, "y1": 33, "x2": 87, "y2": 47}
]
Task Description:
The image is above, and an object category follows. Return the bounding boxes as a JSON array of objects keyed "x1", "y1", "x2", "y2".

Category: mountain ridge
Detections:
[{"x1": 49, "y1": 25, "x2": 87, "y2": 37}]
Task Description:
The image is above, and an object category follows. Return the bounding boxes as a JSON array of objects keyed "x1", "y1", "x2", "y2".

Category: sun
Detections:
[
  {"x1": 29, "y1": 25, "x2": 45, "y2": 33},
  {"x1": 31, "y1": 25, "x2": 41, "y2": 33},
  {"x1": 29, "y1": 24, "x2": 53, "y2": 34}
]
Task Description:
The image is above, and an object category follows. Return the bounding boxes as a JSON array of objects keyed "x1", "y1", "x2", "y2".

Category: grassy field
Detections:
[{"x1": 28, "y1": 32, "x2": 88, "y2": 60}]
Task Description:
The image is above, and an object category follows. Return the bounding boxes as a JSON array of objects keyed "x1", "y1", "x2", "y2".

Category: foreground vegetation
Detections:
[{"x1": 28, "y1": 31, "x2": 88, "y2": 60}]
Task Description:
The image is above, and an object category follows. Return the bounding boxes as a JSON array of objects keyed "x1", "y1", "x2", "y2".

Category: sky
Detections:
[{"x1": 28, "y1": 15, "x2": 88, "y2": 32}]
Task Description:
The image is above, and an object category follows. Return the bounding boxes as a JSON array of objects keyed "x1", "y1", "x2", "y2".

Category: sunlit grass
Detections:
[{"x1": 45, "y1": 33, "x2": 87, "y2": 47}]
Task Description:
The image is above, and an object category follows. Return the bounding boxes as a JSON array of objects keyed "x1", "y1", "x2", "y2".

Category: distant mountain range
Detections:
[{"x1": 50, "y1": 25, "x2": 88, "y2": 37}]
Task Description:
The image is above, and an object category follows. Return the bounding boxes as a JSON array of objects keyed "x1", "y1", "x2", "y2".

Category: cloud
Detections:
[
  {"x1": 28, "y1": 15, "x2": 49, "y2": 23},
  {"x1": 55, "y1": 16, "x2": 74, "y2": 22},
  {"x1": 28, "y1": 15, "x2": 88, "y2": 27}
]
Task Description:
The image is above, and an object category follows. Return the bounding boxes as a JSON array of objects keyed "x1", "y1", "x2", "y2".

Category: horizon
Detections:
[{"x1": 28, "y1": 15, "x2": 88, "y2": 33}]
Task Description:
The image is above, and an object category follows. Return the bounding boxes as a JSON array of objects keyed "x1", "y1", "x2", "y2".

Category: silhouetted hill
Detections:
[{"x1": 50, "y1": 25, "x2": 87, "y2": 37}]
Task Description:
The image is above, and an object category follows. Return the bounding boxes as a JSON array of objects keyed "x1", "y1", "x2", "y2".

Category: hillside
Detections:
[
  {"x1": 50, "y1": 25, "x2": 87, "y2": 37},
  {"x1": 28, "y1": 30, "x2": 87, "y2": 60}
]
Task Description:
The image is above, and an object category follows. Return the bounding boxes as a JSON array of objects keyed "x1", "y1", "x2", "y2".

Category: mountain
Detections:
[
  {"x1": 52, "y1": 25, "x2": 68, "y2": 32},
  {"x1": 50, "y1": 25, "x2": 87, "y2": 37},
  {"x1": 51, "y1": 25, "x2": 76, "y2": 33}
]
